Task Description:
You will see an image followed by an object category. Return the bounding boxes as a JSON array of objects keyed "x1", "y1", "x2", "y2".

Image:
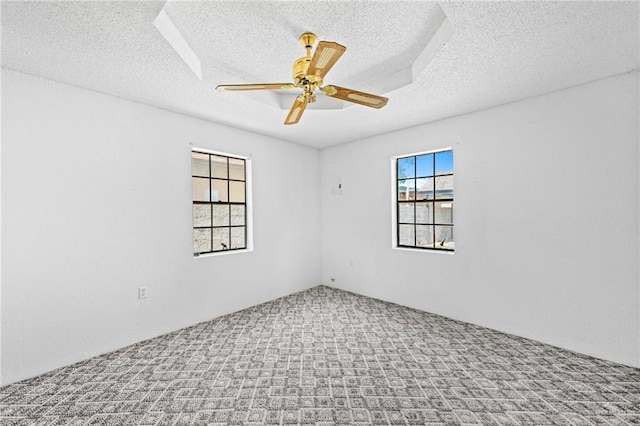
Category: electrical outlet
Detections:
[{"x1": 138, "y1": 286, "x2": 148, "y2": 299}]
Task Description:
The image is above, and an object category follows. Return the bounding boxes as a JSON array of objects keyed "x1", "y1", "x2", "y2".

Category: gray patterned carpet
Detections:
[{"x1": 1, "y1": 285, "x2": 639, "y2": 425}]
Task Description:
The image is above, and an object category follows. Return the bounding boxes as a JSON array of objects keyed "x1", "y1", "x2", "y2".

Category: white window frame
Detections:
[
  {"x1": 391, "y1": 148, "x2": 454, "y2": 253},
  {"x1": 192, "y1": 147, "x2": 253, "y2": 257}
]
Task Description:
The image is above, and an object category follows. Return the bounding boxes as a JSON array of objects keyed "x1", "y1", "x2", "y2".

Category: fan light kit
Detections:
[{"x1": 216, "y1": 32, "x2": 389, "y2": 125}]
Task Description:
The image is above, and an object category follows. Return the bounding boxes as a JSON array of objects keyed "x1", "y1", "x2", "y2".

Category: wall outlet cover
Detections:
[{"x1": 138, "y1": 287, "x2": 148, "y2": 299}]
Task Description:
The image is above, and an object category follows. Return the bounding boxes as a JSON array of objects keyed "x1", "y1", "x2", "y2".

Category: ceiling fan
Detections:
[{"x1": 216, "y1": 32, "x2": 389, "y2": 125}]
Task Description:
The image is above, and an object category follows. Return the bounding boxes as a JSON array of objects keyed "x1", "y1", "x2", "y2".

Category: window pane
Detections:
[
  {"x1": 231, "y1": 227, "x2": 246, "y2": 249},
  {"x1": 416, "y1": 225, "x2": 434, "y2": 248},
  {"x1": 435, "y1": 150, "x2": 453, "y2": 175},
  {"x1": 192, "y1": 152, "x2": 209, "y2": 177},
  {"x1": 415, "y1": 178, "x2": 432, "y2": 201},
  {"x1": 435, "y1": 202, "x2": 453, "y2": 224},
  {"x1": 397, "y1": 157, "x2": 415, "y2": 179},
  {"x1": 398, "y1": 202, "x2": 414, "y2": 223},
  {"x1": 398, "y1": 224, "x2": 414, "y2": 246},
  {"x1": 398, "y1": 179, "x2": 415, "y2": 201},
  {"x1": 416, "y1": 154, "x2": 433, "y2": 177},
  {"x1": 435, "y1": 175, "x2": 453, "y2": 199},
  {"x1": 435, "y1": 226, "x2": 454, "y2": 249},
  {"x1": 231, "y1": 205, "x2": 245, "y2": 226},
  {"x1": 211, "y1": 155, "x2": 228, "y2": 179},
  {"x1": 416, "y1": 202, "x2": 433, "y2": 224},
  {"x1": 193, "y1": 228, "x2": 211, "y2": 253},
  {"x1": 416, "y1": 177, "x2": 434, "y2": 200},
  {"x1": 212, "y1": 227, "x2": 230, "y2": 251},
  {"x1": 192, "y1": 178, "x2": 210, "y2": 202},
  {"x1": 211, "y1": 179, "x2": 228, "y2": 202},
  {"x1": 212, "y1": 204, "x2": 229, "y2": 226},
  {"x1": 193, "y1": 204, "x2": 211, "y2": 227},
  {"x1": 229, "y1": 181, "x2": 245, "y2": 203},
  {"x1": 229, "y1": 158, "x2": 245, "y2": 181}
]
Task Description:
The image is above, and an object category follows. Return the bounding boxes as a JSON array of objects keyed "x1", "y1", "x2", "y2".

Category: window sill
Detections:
[
  {"x1": 194, "y1": 248, "x2": 253, "y2": 258},
  {"x1": 393, "y1": 246, "x2": 454, "y2": 255}
]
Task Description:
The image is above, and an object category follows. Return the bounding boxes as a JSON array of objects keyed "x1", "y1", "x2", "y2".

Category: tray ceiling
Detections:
[{"x1": 2, "y1": 1, "x2": 638, "y2": 148}]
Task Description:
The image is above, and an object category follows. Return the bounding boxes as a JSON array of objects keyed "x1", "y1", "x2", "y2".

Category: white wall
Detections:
[
  {"x1": 2, "y1": 68, "x2": 638, "y2": 386},
  {"x1": 0, "y1": 69, "x2": 3, "y2": 383},
  {"x1": 1, "y1": 69, "x2": 321, "y2": 385},
  {"x1": 320, "y1": 71, "x2": 640, "y2": 367}
]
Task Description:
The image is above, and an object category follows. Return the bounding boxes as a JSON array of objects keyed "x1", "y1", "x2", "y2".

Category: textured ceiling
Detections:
[{"x1": 2, "y1": 1, "x2": 639, "y2": 148}]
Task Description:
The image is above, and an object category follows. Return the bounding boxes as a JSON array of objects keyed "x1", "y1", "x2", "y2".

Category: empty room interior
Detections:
[{"x1": 1, "y1": 1, "x2": 639, "y2": 425}]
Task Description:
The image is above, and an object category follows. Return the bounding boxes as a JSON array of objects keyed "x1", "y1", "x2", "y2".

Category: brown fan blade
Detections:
[
  {"x1": 284, "y1": 96, "x2": 308, "y2": 125},
  {"x1": 322, "y1": 85, "x2": 388, "y2": 109},
  {"x1": 307, "y1": 41, "x2": 346, "y2": 78},
  {"x1": 216, "y1": 83, "x2": 295, "y2": 91}
]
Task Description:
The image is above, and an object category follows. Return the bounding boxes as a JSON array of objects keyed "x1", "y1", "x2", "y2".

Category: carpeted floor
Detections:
[{"x1": 0, "y1": 285, "x2": 638, "y2": 425}]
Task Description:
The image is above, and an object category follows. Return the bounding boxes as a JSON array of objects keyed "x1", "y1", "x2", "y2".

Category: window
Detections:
[
  {"x1": 192, "y1": 150, "x2": 247, "y2": 255},
  {"x1": 396, "y1": 149, "x2": 454, "y2": 251}
]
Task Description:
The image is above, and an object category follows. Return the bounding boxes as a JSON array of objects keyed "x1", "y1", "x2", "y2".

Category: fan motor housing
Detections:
[
  {"x1": 293, "y1": 57, "x2": 323, "y2": 97},
  {"x1": 293, "y1": 57, "x2": 311, "y2": 81}
]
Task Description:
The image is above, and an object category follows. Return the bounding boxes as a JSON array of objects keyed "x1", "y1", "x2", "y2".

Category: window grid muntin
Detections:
[
  {"x1": 192, "y1": 150, "x2": 247, "y2": 255},
  {"x1": 396, "y1": 150, "x2": 453, "y2": 251}
]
